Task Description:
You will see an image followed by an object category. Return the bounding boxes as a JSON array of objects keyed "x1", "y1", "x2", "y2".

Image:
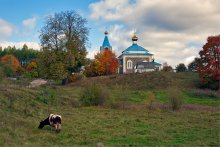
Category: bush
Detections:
[
  {"x1": 80, "y1": 83, "x2": 109, "y2": 106},
  {"x1": 0, "y1": 64, "x2": 14, "y2": 77},
  {"x1": 68, "y1": 73, "x2": 84, "y2": 83},
  {"x1": 167, "y1": 87, "x2": 184, "y2": 111},
  {"x1": 198, "y1": 81, "x2": 219, "y2": 90},
  {"x1": 0, "y1": 65, "x2": 5, "y2": 81}
]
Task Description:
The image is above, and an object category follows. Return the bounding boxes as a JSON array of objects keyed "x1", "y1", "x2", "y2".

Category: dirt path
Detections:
[{"x1": 29, "y1": 79, "x2": 47, "y2": 88}]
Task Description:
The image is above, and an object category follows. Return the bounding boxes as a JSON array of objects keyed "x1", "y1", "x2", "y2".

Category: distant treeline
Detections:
[{"x1": 0, "y1": 44, "x2": 40, "y2": 66}]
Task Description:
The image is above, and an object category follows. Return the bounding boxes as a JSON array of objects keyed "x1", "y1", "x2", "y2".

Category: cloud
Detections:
[
  {"x1": 86, "y1": 48, "x2": 99, "y2": 59},
  {"x1": 184, "y1": 56, "x2": 197, "y2": 65},
  {"x1": 89, "y1": 0, "x2": 133, "y2": 21},
  {"x1": 22, "y1": 17, "x2": 37, "y2": 29},
  {"x1": 0, "y1": 18, "x2": 14, "y2": 41},
  {"x1": 89, "y1": 0, "x2": 220, "y2": 67},
  {"x1": 0, "y1": 41, "x2": 40, "y2": 49}
]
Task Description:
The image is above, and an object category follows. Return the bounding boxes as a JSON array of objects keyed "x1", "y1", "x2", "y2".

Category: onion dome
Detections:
[
  {"x1": 104, "y1": 31, "x2": 108, "y2": 35},
  {"x1": 121, "y1": 34, "x2": 152, "y2": 55},
  {"x1": 132, "y1": 35, "x2": 138, "y2": 42}
]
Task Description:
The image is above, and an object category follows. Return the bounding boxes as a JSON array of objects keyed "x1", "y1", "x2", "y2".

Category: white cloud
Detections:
[
  {"x1": 89, "y1": 0, "x2": 220, "y2": 67},
  {"x1": 184, "y1": 56, "x2": 197, "y2": 66},
  {"x1": 89, "y1": 0, "x2": 133, "y2": 21},
  {"x1": 22, "y1": 17, "x2": 37, "y2": 29},
  {"x1": 86, "y1": 47, "x2": 99, "y2": 59},
  {"x1": 0, "y1": 41, "x2": 40, "y2": 50},
  {"x1": 0, "y1": 18, "x2": 13, "y2": 41}
]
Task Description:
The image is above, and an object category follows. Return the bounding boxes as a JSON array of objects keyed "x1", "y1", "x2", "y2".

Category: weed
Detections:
[{"x1": 167, "y1": 87, "x2": 184, "y2": 111}]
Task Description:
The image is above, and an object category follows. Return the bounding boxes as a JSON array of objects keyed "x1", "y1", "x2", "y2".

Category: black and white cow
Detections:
[{"x1": 38, "y1": 114, "x2": 62, "y2": 133}]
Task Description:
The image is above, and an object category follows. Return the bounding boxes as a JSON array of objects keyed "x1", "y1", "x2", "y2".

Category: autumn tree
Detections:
[
  {"x1": 39, "y1": 10, "x2": 89, "y2": 81},
  {"x1": 26, "y1": 60, "x2": 41, "y2": 78},
  {"x1": 0, "y1": 54, "x2": 21, "y2": 72},
  {"x1": 162, "y1": 65, "x2": 173, "y2": 72},
  {"x1": 85, "y1": 50, "x2": 118, "y2": 76},
  {"x1": 197, "y1": 35, "x2": 220, "y2": 90},
  {"x1": 176, "y1": 63, "x2": 187, "y2": 72}
]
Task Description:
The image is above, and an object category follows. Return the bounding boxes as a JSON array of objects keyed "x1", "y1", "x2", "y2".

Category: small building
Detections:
[{"x1": 118, "y1": 35, "x2": 161, "y2": 74}]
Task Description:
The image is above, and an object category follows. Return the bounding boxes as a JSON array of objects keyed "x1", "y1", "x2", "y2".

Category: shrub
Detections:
[
  {"x1": 68, "y1": 73, "x2": 84, "y2": 83},
  {"x1": 80, "y1": 83, "x2": 109, "y2": 106},
  {"x1": 167, "y1": 87, "x2": 184, "y2": 111},
  {"x1": 0, "y1": 65, "x2": 5, "y2": 81}
]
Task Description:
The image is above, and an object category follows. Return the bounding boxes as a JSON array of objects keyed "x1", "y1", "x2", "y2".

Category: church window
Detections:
[{"x1": 127, "y1": 60, "x2": 133, "y2": 69}]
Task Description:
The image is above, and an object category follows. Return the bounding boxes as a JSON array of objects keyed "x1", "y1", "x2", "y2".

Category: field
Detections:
[{"x1": 0, "y1": 72, "x2": 219, "y2": 146}]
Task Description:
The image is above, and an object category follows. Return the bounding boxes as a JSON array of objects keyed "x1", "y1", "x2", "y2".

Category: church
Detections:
[{"x1": 100, "y1": 31, "x2": 161, "y2": 74}]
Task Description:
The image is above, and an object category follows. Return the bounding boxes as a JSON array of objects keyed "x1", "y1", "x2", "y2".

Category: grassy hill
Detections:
[{"x1": 0, "y1": 72, "x2": 219, "y2": 146}]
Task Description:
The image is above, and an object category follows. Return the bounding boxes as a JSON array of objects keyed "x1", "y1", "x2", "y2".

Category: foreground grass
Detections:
[{"x1": 0, "y1": 106, "x2": 219, "y2": 146}]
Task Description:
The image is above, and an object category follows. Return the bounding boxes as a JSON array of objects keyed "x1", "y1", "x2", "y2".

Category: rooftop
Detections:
[{"x1": 100, "y1": 31, "x2": 112, "y2": 50}]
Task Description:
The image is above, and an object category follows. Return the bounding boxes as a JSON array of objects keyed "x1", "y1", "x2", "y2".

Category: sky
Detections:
[{"x1": 0, "y1": 0, "x2": 220, "y2": 67}]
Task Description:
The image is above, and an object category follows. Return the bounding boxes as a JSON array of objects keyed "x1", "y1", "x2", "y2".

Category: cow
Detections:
[{"x1": 38, "y1": 114, "x2": 62, "y2": 133}]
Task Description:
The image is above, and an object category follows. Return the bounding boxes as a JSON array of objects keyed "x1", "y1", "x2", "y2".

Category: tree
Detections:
[
  {"x1": 85, "y1": 50, "x2": 118, "y2": 76},
  {"x1": 197, "y1": 35, "x2": 220, "y2": 90},
  {"x1": 176, "y1": 63, "x2": 187, "y2": 72},
  {"x1": 0, "y1": 44, "x2": 39, "y2": 66},
  {"x1": 162, "y1": 65, "x2": 173, "y2": 72},
  {"x1": 0, "y1": 54, "x2": 21, "y2": 72},
  {"x1": 26, "y1": 60, "x2": 41, "y2": 78},
  {"x1": 188, "y1": 58, "x2": 198, "y2": 72},
  {"x1": 49, "y1": 62, "x2": 67, "y2": 80},
  {"x1": 39, "y1": 10, "x2": 89, "y2": 80}
]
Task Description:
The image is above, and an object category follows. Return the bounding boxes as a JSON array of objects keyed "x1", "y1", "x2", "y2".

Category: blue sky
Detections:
[
  {"x1": 0, "y1": 0, "x2": 220, "y2": 67},
  {"x1": 0, "y1": 0, "x2": 101, "y2": 47}
]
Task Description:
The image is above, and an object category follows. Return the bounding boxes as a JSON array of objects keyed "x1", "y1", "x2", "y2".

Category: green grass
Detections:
[
  {"x1": 1, "y1": 105, "x2": 219, "y2": 146},
  {"x1": 0, "y1": 72, "x2": 219, "y2": 146},
  {"x1": 154, "y1": 90, "x2": 220, "y2": 106}
]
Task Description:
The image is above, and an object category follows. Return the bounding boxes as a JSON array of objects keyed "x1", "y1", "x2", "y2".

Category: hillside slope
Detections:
[
  {"x1": 0, "y1": 72, "x2": 219, "y2": 146},
  {"x1": 70, "y1": 72, "x2": 199, "y2": 90}
]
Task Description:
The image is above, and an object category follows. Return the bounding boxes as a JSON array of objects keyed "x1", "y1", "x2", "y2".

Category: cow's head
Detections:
[{"x1": 52, "y1": 116, "x2": 62, "y2": 133}]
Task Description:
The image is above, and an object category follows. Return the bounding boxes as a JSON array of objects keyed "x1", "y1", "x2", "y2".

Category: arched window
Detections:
[{"x1": 127, "y1": 60, "x2": 133, "y2": 69}]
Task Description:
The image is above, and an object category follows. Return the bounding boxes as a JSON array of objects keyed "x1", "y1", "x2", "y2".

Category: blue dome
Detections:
[{"x1": 122, "y1": 43, "x2": 152, "y2": 55}]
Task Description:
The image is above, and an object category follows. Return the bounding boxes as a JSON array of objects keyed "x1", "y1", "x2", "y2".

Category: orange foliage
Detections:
[
  {"x1": 162, "y1": 66, "x2": 173, "y2": 72},
  {"x1": 26, "y1": 61, "x2": 38, "y2": 71},
  {"x1": 86, "y1": 50, "x2": 118, "y2": 76},
  {"x1": 0, "y1": 54, "x2": 21, "y2": 72}
]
